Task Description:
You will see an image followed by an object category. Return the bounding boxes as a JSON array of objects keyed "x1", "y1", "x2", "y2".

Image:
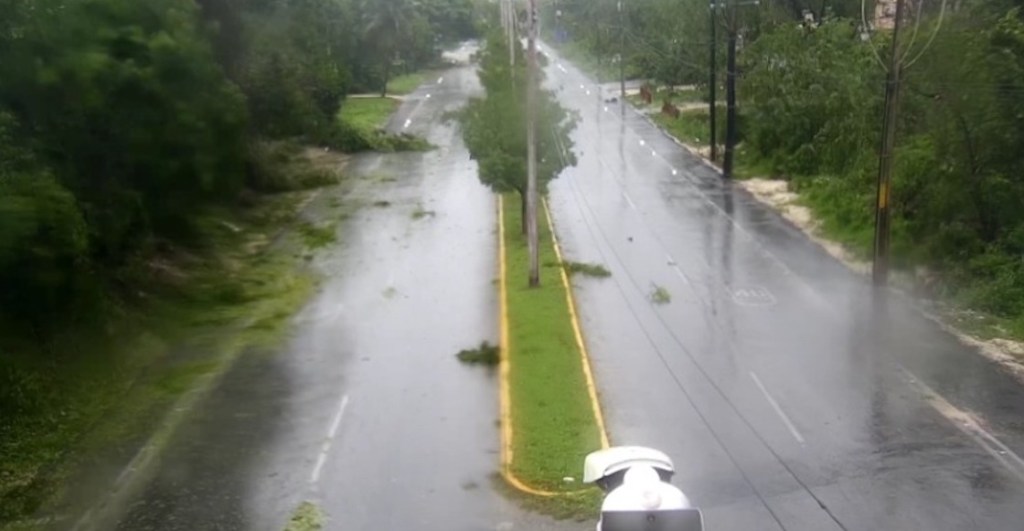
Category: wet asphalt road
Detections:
[
  {"x1": 539, "y1": 44, "x2": 1024, "y2": 530},
  {"x1": 108, "y1": 45, "x2": 585, "y2": 531}
]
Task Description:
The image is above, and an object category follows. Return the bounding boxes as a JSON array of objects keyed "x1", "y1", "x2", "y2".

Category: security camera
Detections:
[{"x1": 584, "y1": 446, "x2": 704, "y2": 531}]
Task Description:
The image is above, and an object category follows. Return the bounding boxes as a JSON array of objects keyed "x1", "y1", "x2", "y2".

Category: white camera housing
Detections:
[
  {"x1": 585, "y1": 447, "x2": 704, "y2": 531},
  {"x1": 584, "y1": 446, "x2": 675, "y2": 492}
]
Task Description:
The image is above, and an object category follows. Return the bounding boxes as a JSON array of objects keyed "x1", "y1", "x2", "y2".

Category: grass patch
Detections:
[
  {"x1": 502, "y1": 195, "x2": 603, "y2": 498},
  {"x1": 297, "y1": 221, "x2": 336, "y2": 249},
  {"x1": 284, "y1": 501, "x2": 325, "y2": 531},
  {"x1": 652, "y1": 109, "x2": 716, "y2": 147},
  {"x1": 455, "y1": 341, "x2": 500, "y2": 366},
  {"x1": 491, "y1": 472, "x2": 601, "y2": 522},
  {"x1": 338, "y1": 97, "x2": 399, "y2": 133},
  {"x1": 387, "y1": 71, "x2": 429, "y2": 95},
  {"x1": 0, "y1": 190, "x2": 318, "y2": 524},
  {"x1": 411, "y1": 207, "x2": 436, "y2": 220},
  {"x1": 562, "y1": 261, "x2": 611, "y2": 279},
  {"x1": 650, "y1": 284, "x2": 671, "y2": 305},
  {"x1": 247, "y1": 141, "x2": 341, "y2": 193}
]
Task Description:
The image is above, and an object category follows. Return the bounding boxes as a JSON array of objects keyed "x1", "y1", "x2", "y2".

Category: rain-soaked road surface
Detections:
[
  {"x1": 540, "y1": 44, "x2": 1024, "y2": 530},
  {"x1": 109, "y1": 45, "x2": 583, "y2": 531}
]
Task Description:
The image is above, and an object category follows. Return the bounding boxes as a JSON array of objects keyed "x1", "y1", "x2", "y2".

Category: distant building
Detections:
[{"x1": 874, "y1": 0, "x2": 901, "y2": 30}]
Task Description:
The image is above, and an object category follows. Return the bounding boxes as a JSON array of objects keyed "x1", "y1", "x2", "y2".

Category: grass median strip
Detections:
[{"x1": 499, "y1": 195, "x2": 606, "y2": 517}]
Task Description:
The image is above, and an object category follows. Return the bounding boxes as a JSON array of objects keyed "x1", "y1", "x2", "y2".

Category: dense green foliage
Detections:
[
  {"x1": 457, "y1": 30, "x2": 578, "y2": 232},
  {"x1": 549, "y1": 0, "x2": 1024, "y2": 327},
  {"x1": 0, "y1": 0, "x2": 479, "y2": 330},
  {"x1": 0, "y1": 0, "x2": 480, "y2": 521}
]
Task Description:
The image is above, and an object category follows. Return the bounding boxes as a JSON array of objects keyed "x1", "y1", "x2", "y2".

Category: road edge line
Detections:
[{"x1": 542, "y1": 198, "x2": 611, "y2": 450}]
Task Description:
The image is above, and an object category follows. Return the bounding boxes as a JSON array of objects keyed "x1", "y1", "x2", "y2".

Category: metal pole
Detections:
[
  {"x1": 723, "y1": 1, "x2": 737, "y2": 179},
  {"x1": 526, "y1": 0, "x2": 540, "y2": 287},
  {"x1": 872, "y1": 0, "x2": 906, "y2": 287},
  {"x1": 709, "y1": 3, "x2": 718, "y2": 162},
  {"x1": 618, "y1": 0, "x2": 626, "y2": 110}
]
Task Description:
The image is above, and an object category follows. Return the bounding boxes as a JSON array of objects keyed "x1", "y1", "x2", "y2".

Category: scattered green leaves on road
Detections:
[
  {"x1": 284, "y1": 501, "x2": 324, "y2": 531},
  {"x1": 562, "y1": 261, "x2": 611, "y2": 279}
]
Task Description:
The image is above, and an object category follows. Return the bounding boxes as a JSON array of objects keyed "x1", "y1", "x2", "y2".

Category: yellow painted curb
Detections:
[
  {"x1": 542, "y1": 198, "x2": 611, "y2": 451},
  {"x1": 497, "y1": 195, "x2": 611, "y2": 498}
]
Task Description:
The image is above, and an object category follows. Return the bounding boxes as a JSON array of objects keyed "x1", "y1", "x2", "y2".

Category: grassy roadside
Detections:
[
  {"x1": 338, "y1": 97, "x2": 400, "y2": 133},
  {"x1": 335, "y1": 97, "x2": 430, "y2": 152},
  {"x1": 386, "y1": 71, "x2": 431, "y2": 95},
  {"x1": 0, "y1": 153, "x2": 344, "y2": 526},
  {"x1": 501, "y1": 195, "x2": 604, "y2": 519}
]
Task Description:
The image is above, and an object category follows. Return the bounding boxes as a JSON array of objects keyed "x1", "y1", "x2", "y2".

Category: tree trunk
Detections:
[
  {"x1": 381, "y1": 48, "x2": 393, "y2": 98},
  {"x1": 519, "y1": 191, "x2": 528, "y2": 236}
]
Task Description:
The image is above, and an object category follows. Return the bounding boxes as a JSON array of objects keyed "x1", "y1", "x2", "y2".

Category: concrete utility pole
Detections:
[
  {"x1": 872, "y1": 0, "x2": 906, "y2": 287},
  {"x1": 723, "y1": 0, "x2": 737, "y2": 178},
  {"x1": 506, "y1": 0, "x2": 516, "y2": 67},
  {"x1": 708, "y1": 2, "x2": 719, "y2": 162},
  {"x1": 526, "y1": 0, "x2": 540, "y2": 287},
  {"x1": 721, "y1": 0, "x2": 758, "y2": 179},
  {"x1": 618, "y1": 0, "x2": 626, "y2": 111}
]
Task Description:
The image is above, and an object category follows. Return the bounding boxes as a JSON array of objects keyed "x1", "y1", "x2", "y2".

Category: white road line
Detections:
[
  {"x1": 622, "y1": 192, "x2": 637, "y2": 211},
  {"x1": 639, "y1": 139, "x2": 646, "y2": 146},
  {"x1": 403, "y1": 118, "x2": 411, "y2": 129},
  {"x1": 310, "y1": 394, "x2": 350, "y2": 484},
  {"x1": 559, "y1": 64, "x2": 568, "y2": 73},
  {"x1": 672, "y1": 266, "x2": 690, "y2": 285},
  {"x1": 899, "y1": 367, "x2": 1024, "y2": 482},
  {"x1": 604, "y1": 106, "x2": 609, "y2": 112},
  {"x1": 671, "y1": 168, "x2": 678, "y2": 175},
  {"x1": 750, "y1": 372, "x2": 806, "y2": 445},
  {"x1": 586, "y1": 90, "x2": 591, "y2": 95},
  {"x1": 651, "y1": 150, "x2": 657, "y2": 157},
  {"x1": 437, "y1": 76, "x2": 444, "y2": 84},
  {"x1": 425, "y1": 93, "x2": 431, "y2": 99}
]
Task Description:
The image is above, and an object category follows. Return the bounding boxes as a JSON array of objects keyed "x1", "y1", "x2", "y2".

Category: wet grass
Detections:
[
  {"x1": 650, "y1": 284, "x2": 672, "y2": 305},
  {"x1": 501, "y1": 195, "x2": 604, "y2": 498},
  {"x1": 411, "y1": 207, "x2": 436, "y2": 220},
  {"x1": 338, "y1": 97, "x2": 399, "y2": 133},
  {"x1": 297, "y1": 221, "x2": 337, "y2": 249},
  {"x1": 0, "y1": 189, "x2": 319, "y2": 525},
  {"x1": 491, "y1": 472, "x2": 601, "y2": 522},
  {"x1": 652, "y1": 109, "x2": 713, "y2": 147},
  {"x1": 284, "y1": 501, "x2": 325, "y2": 531},
  {"x1": 455, "y1": 341, "x2": 500, "y2": 366},
  {"x1": 387, "y1": 71, "x2": 430, "y2": 95},
  {"x1": 562, "y1": 261, "x2": 611, "y2": 279}
]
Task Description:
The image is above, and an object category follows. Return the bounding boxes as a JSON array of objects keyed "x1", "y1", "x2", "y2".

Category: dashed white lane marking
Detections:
[
  {"x1": 558, "y1": 64, "x2": 568, "y2": 73},
  {"x1": 310, "y1": 394, "x2": 350, "y2": 484},
  {"x1": 437, "y1": 76, "x2": 444, "y2": 84},
  {"x1": 750, "y1": 372, "x2": 806, "y2": 445},
  {"x1": 622, "y1": 192, "x2": 637, "y2": 211},
  {"x1": 898, "y1": 366, "x2": 1024, "y2": 483},
  {"x1": 403, "y1": 118, "x2": 412, "y2": 129},
  {"x1": 425, "y1": 93, "x2": 431, "y2": 99}
]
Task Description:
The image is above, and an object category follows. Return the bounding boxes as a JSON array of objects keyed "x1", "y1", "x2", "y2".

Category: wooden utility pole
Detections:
[
  {"x1": 526, "y1": 0, "x2": 540, "y2": 287},
  {"x1": 872, "y1": 0, "x2": 906, "y2": 287}
]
